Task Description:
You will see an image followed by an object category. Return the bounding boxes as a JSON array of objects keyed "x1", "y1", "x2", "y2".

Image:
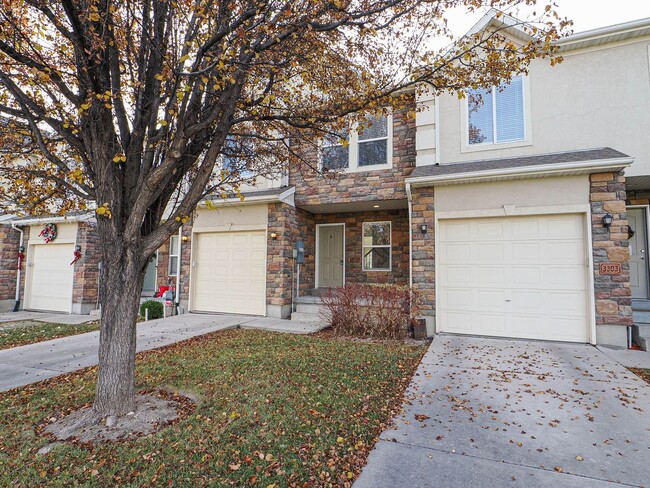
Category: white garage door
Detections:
[
  {"x1": 192, "y1": 231, "x2": 266, "y2": 315},
  {"x1": 28, "y1": 243, "x2": 74, "y2": 313},
  {"x1": 438, "y1": 214, "x2": 589, "y2": 343}
]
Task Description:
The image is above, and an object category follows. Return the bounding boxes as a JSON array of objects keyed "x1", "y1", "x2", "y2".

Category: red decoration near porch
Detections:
[
  {"x1": 39, "y1": 223, "x2": 57, "y2": 243},
  {"x1": 17, "y1": 251, "x2": 25, "y2": 270},
  {"x1": 70, "y1": 249, "x2": 82, "y2": 266}
]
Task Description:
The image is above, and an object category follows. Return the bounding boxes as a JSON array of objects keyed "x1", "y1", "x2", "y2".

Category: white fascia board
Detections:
[
  {"x1": 9, "y1": 212, "x2": 96, "y2": 226},
  {"x1": 405, "y1": 157, "x2": 634, "y2": 187}
]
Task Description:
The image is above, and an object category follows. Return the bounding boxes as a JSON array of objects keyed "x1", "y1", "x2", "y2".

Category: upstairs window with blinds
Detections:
[{"x1": 468, "y1": 76, "x2": 525, "y2": 145}]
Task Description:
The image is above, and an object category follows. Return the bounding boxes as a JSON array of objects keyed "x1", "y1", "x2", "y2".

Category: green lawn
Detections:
[
  {"x1": 0, "y1": 329, "x2": 424, "y2": 486},
  {"x1": 0, "y1": 320, "x2": 100, "y2": 350}
]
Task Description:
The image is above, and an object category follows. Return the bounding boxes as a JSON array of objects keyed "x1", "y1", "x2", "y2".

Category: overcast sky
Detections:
[{"x1": 445, "y1": 0, "x2": 650, "y2": 38}]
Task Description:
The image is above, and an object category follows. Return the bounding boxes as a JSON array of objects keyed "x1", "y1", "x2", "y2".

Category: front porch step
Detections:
[
  {"x1": 633, "y1": 310, "x2": 650, "y2": 325},
  {"x1": 295, "y1": 302, "x2": 324, "y2": 315},
  {"x1": 294, "y1": 295, "x2": 323, "y2": 304},
  {"x1": 290, "y1": 311, "x2": 324, "y2": 322},
  {"x1": 632, "y1": 299, "x2": 650, "y2": 312}
]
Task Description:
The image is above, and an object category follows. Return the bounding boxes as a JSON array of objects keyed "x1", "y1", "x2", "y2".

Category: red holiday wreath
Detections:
[{"x1": 39, "y1": 223, "x2": 57, "y2": 243}]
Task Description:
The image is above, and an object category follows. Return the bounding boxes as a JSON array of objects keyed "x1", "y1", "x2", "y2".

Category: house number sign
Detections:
[{"x1": 599, "y1": 263, "x2": 621, "y2": 275}]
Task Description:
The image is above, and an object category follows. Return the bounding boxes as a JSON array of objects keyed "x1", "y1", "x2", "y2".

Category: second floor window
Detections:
[
  {"x1": 468, "y1": 76, "x2": 525, "y2": 146},
  {"x1": 321, "y1": 114, "x2": 391, "y2": 171},
  {"x1": 168, "y1": 235, "x2": 179, "y2": 276}
]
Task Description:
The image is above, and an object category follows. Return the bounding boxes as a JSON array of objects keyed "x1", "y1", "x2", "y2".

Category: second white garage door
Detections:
[
  {"x1": 191, "y1": 231, "x2": 267, "y2": 315},
  {"x1": 27, "y1": 243, "x2": 74, "y2": 313},
  {"x1": 438, "y1": 214, "x2": 589, "y2": 343}
]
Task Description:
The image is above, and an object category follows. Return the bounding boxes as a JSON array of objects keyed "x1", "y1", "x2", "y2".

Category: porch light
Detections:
[
  {"x1": 75, "y1": 244, "x2": 81, "y2": 252},
  {"x1": 373, "y1": 204, "x2": 380, "y2": 208},
  {"x1": 420, "y1": 224, "x2": 428, "y2": 234},
  {"x1": 602, "y1": 213, "x2": 613, "y2": 229},
  {"x1": 181, "y1": 235, "x2": 189, "y2": 242},
  {"x1": 270, "y1": 232, "x2": 278, "y2": 240},
  {"x1": 18, "y1": 245, "x2": 25, "y2": 253}
]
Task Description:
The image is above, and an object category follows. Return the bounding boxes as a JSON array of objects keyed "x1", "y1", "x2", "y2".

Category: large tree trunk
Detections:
[{"x1": 93, "y1": 243, "x2": 146, "y2": 418}]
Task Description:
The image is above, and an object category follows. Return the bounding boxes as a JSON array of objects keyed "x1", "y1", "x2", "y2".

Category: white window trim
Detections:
[
  {"x1": 362, "y1": 221, "x2": 392, "y2": 272},
  {"x1": 168, "y1": 235, "x2": 179, "y2": 276},
  {"x1": 320, "y1": 114, "x2": 393, "y2": 172},
  {"x1": 460, "y1": 75, "x2": 532, "y2": 154}
]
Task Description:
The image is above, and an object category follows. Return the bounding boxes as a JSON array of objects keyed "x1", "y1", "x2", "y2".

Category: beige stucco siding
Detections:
[
  {"x1": 434, "y1": 176, "x2": 590, "y2": 213},
  {"x1": 431, "y1": 38, "x2": 650, "y2": 176},
  {"x1": 193, "y1": 204, "x2": 268, "y2": 232}
]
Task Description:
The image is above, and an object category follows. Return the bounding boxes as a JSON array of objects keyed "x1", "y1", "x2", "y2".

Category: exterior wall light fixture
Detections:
[{"x1": 602, "y1": 213, "x2": 613, "y2": 229}]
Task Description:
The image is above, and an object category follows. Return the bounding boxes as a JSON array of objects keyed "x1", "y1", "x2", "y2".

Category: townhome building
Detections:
[{"x1": 2, "y1": 11, "x2": 649, "y2": 350}]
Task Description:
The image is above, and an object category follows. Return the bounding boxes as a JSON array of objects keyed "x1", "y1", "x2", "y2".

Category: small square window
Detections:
[{"x1": 362, "y1": 222, "x2": 391, "y2": 271}]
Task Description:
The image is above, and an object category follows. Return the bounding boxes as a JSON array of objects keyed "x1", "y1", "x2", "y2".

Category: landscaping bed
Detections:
[
  {"x1": 0, "y1": 320, "x2": 100, "y2": 351},
  {"x1": 0, "y1": 329, "x2": 425, "y2": 486}
]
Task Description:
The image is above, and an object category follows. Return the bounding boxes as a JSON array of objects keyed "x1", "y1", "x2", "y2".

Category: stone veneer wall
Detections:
[
  {"x1": 72, "y1": 222, "x2": 101, "y2": 313},
  {"x1": 590, "y1": 172, "x2": 633, "y2": 340},
  {"x1": 409, "y1": 187, "x2": 436, "y2": 332},
  {"x1": 0, "y1": 224, "x2": 20, "y2": 310},
  {"x1": 290, "y1": 96, "x2": 416, "y2": 207}
]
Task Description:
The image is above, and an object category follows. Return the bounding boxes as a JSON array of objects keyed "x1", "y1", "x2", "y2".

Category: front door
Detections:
[
  {"x1": 318, "y1": 225, "x2": 344, "y2": 288},
  {"x1": 629, "y1": 208, "x2": 649, "y2": 299}
]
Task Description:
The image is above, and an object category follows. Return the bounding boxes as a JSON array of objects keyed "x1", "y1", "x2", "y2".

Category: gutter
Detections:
[
  {"x1": 406, "y1": 157, "x2": 634, "y2": 188},
  {"x1": 10, "y1": 223, "x2": 24, "y2": 311}
]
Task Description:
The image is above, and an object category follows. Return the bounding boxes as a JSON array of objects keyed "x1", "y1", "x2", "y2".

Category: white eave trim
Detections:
[
  {"x1": 557, "y1": 17, "x2": 650, "y2": 48},
  {"x1": 9, "y1": 212, "x2": 96, "y2": 226},
  {"x1": 405, "y1": 157, "x2": 634, "y2": 187},
  {"x1": 199, "y1": 186, "x2": 296, "y2": 208}
]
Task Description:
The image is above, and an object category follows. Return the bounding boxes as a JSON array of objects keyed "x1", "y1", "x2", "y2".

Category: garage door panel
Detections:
[
  {"x1": 28, "y1": 244, "x2": 74, "y2": 313},
  {"x1": 192, "y1": 231, "x2": 266, "y2": 315},
  {"x1": 477, "y1": 243, "x2": 504, "y2": 260},
  {"x1": 476, "y1": 220, "x2": 504, "y2": 239},
  {"x1": 476, "y1": 313, "x2": 506, "y2": 334},
  {"x1": 439, "y1": 214, "x2": 589, "y2": 343},
  {"x1": 476, "y1": 267, "x2": 505, "y2": 286}
]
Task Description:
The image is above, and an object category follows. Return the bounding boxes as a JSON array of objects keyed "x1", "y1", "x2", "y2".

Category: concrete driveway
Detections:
[{"x1": 355, "y1": 335, "x2": 650, "y2": 488}]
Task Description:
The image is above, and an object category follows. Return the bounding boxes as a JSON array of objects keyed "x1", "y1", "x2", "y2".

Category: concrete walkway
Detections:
[
  {"x1": 355, "y1": 335, "x2": 650, "y2": 488},
  {"x1": 0, "y1": 313, "x2": 326, "y2": 392},
  {"x1": 0, "y1": 311, "x2": 99, "y2": 325}
]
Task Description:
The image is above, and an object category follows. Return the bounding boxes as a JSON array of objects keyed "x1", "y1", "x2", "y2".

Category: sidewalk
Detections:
[{"x1": 0, "y1": 313, "x2": 326, "y2": 392}]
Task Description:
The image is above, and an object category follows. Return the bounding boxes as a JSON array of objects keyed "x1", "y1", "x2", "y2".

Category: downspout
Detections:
[
  {"x1": 11, "y1": 223, "x2": 24, "y2": 312},
  {"x1": 175, "y1": 226, "x2": 182, "y2": 314},
  {"x1": 406, "y1": 183, "x2": 413, "y2": 289},
  {"x1": 435, "y1": 94, "x2": 441, "y2": 165}
]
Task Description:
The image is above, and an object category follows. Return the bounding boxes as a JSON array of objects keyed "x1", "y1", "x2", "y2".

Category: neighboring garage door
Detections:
[
  {"x1": 192, "y1": 231, "x2": 266, "y2": 315},
  {"x1": 438, "y1": 214, "x2": 589, "y2": 343},
  {"x1": 27, "y1": 243, "x2": 74, "y2": 313}
]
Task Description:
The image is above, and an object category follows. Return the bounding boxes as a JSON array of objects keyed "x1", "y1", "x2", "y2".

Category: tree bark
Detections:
[{"x1": 93, "y1": 243, "x2": 146, "y2": 418}]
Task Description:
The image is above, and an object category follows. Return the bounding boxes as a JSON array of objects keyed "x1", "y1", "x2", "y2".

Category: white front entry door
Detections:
[
  {"x1": 438, "y1": 214, "x2": 589, "y2": 343},
  {"x1": 27, "y1": 243, "x2": 74, "y2": 313},
  {"x1": 191, "y1": 230, "x2": 267, "y2": 315},
  {"x1": 317, "y1": 225, "x2": 344, "y2": 288},
  {"x1": 628, "y1": 208, "x2": 649, "y2": 299}
]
